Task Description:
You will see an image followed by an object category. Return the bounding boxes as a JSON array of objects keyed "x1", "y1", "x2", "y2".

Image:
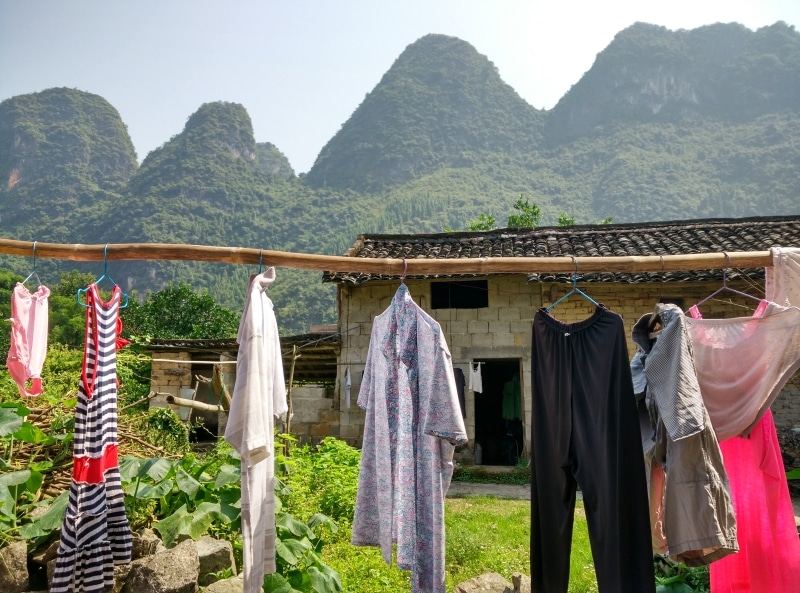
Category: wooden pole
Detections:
[
  {"x1": 0, "y1": 238, "x2": 773, "y2": 274},
  {"x1": 284, "y1": 345, "x2": 299, "y2": 456},
  {"x1": 165, "y1": 395, "x2": 224, "y2": 413}
]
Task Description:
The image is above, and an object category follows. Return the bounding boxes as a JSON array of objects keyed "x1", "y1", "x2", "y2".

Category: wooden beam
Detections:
[{"x1": 0, "y1": 239, "x2": 773, "y2": 274}]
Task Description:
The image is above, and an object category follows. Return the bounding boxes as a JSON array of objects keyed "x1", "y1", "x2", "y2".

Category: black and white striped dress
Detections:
[{"x1": 50, "y1": 284, "x2": 132, "y2": 593}]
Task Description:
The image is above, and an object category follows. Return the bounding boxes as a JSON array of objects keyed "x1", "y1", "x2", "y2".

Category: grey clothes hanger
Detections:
[
  {"x1": 22, "y1": 241, "x2": 42, "y2": 287},
  {"x1": 692, "y1": 252, "x2": 761, "y2": 310}
]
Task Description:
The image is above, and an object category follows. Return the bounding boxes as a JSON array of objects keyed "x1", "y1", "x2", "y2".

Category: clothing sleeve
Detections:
[
  {"x1": 265, "y1": 295, "x2": 288, "y2": 420},
  {"x1": 226, "y1": 333, "x2": 270, "y2": 467},
  {"x1": 646, "y1": 310, "x2": 705, "y2": 441},
  {"x1": 419, "y1": 324, "x2": 468, "y2": 447}
]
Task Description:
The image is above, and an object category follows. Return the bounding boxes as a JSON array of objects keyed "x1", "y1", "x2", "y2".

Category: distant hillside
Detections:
[
  {"x1": 1, "y1": 22, "x2": 799, "y2": 334},
  {"x1": 305, "y1": 34, "x2": 544, "y2": 193},
  {"x1": 0, "y1": 88, "x2": 137, "y2": 242}
]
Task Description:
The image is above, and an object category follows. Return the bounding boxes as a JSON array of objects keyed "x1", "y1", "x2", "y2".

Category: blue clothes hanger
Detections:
[
  {"x1": 691, "y1": 252, "x2": 761, "y2": 309},
  {"x1": 546, "y1": 258, "x2": 599, "y2": 311},
  {"x1": 77, "y1": 244, "x2": 129, "y2": 308},
  {"x1": 22, "y1": 241, "x2": 42, "y2": 288}
]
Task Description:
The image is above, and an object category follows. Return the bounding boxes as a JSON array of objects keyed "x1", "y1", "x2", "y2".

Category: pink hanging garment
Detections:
[
  {"x1": 7, "y1": 282, "x2": 50, "y2": 397},
  {"x1": 710, "y1": 410, "x2": 800, "y2": 592}
]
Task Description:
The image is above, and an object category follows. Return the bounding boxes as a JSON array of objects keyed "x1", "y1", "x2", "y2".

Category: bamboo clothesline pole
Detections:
[{"x1": 0, "y1": 239, "x2": 774, "y2": 274}]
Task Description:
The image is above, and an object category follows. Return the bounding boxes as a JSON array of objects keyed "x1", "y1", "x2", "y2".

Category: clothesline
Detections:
[{"x1": 0, "y1": 239, "x2": 774, "y2": 275}]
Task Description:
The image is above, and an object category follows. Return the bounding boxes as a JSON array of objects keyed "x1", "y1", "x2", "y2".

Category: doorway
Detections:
[{"x1": 473, "y1": 359, "x2": 523, "y2": 466}]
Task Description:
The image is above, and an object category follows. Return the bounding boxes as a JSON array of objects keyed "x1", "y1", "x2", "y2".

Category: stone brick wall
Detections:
[
  {"x1": 288, "y1": 385, "x2": 338, "y2": 445},
  {"x1": 336, "y1": 276, "x2": 800, "y2": 461}
]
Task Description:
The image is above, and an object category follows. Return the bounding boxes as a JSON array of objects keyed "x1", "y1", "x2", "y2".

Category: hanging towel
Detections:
[
  {"x1": 225, "y1": 268, "x2": 288, "y2": 593},
  {"x1": 344, "y1": 366, "x2": 352, "y2": 409},
  {"x1": 7, "y1": 282, "x2": 50, "y2": 397},
  {"x1": 468, "y1": 362, "x2": 482, "y2": 393}
]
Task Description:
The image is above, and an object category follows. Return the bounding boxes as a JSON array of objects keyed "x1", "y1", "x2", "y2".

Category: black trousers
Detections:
[{"x1": 530, "y1": 306, "x2": 654, "y2": 593}]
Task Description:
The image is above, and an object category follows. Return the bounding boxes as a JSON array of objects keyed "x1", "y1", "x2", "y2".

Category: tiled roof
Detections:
[{"x1": 324, "y1": 215, "x2": 800, "y2": 285}]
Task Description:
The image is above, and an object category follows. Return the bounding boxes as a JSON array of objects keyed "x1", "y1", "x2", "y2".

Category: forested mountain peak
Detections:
[
  {"x1": 0, "y1": 87, "x2": 137, "y2": 242},
  {"x1": 126, "y1": 101, "x2": 266, "y2": 204},
  {"x1": 546, "y1": 21, "x2": 800, "y2": 142},
  {"x1": 305, "y1": 33, "x2": 544, "y2": 193},
  {"x1": 0, "y1": 87, "x2": 137, "y2": 193}
]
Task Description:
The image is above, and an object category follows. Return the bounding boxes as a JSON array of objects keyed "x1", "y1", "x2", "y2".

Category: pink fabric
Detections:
[
  {"x1": 710, "y1": 411, "x2": 800, "y2": 592},
  {"x1": 7, "y1": 282, "x2": 50, "y2": 397}
]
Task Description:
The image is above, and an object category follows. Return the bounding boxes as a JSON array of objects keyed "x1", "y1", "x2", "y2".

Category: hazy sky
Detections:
[{"x1": 2, "y1": 1, "x2": 798, "y2": 174}]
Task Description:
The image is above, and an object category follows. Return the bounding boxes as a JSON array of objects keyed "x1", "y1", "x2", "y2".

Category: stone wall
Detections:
[
  {"x1": 288, "y1": 385, "x2": 339, "y2": 444},
  {"x1": 336, "y1": 276, "x2": 800, "y2": 461}
]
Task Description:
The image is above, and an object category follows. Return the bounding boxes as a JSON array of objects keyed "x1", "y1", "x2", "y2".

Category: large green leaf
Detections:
[
  {"x1": 153, "y1": 504, "x2": 191, "y2": 548},
  {"x1": 143, "y1": 457, "x2": 174, "y2": 481},
  {"x1": 262, "y1": 573, "x2": 296, "y2": 593},
  {"x1": 0, "y1": 406, "x2": 23, "y2": 437},
  {"x1": 32, "y1": 490, "x2": 69, "y2": 531},
  {"x1": 308, "y1": 564, "x2": 343, "y2": 593},
  {"x1": 276, "y1": 512, "x2": 311, "y2": 538},
  {"x1": 119, "y1": 455, "x2": 145, "y2": 481},
  {"x1": 275, "y1": 536, "x2": 311, "y2": 565},
  {"x1": 0, "y1": 469, "x2": 31, "y2": 487},
  {"x1": 175, "y1": 467, "x2": 201, "y2": 499},
  {"x1": 133, "y1": 480, "x2": 174, "y2": 499},
  {"x1": 214, "y1": 464, "x2": 240, "y2": 488},
  {"x1": 13, "y1": 422, "x2": 55, "y2": 444},
  {"x1": 307, "y1": 513, "x2": 338, "y2": 535},
  {"x1": 0, "y1": 484, "x2": 14, "y2": 519},
  {"x1": 188, "y1": 501, "x2": 227, "y2": 539}
]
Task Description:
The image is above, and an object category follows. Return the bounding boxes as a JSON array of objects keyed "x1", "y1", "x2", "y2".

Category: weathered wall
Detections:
[{"x1": 336, "y1": 276, "x2": 800, "y2": 461}]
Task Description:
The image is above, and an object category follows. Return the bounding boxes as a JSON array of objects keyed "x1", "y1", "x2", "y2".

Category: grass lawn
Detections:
[{"x1": 322, "y1": 495, "x2": 597, "y2": 593}]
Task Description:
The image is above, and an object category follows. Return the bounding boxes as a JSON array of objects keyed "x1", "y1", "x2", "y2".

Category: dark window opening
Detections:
[{"x1": 431, "y1": 280, "x2": 488, "y2": 309}]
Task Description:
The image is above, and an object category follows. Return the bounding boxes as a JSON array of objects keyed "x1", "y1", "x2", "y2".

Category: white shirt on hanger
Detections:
[{"x1": 225, "y1": 268, "x2": 288, "y2": 593}]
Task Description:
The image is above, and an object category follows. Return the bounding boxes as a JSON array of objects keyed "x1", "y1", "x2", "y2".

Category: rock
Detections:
[
  {"x1": 0, "y1": 540, "x2": 29, "y2": 593},
  {"x1": 111, "y1": 562, "x2": 135, "y2": 593},
  {"x1": 203, "y1": 574, "x2": 244, "y2": 593},
  {"x1": 121, "y1": 538, "x2": 199, "y2": 593},
  {"x1": 196, "y1": 535, "x2": 237, "y2": 586},
  {"x1": 511, "y1": 572, "x2": 531, "y2": 593},
  {"x1": 132, "y1": 528, "x2": 166, "y2": 559},
  {"x1": 454, "y1": 572, "x2": 514, "y2": 593},
  {"x1": 31, "y1": 539, "x2": 60, "y2": 566}
]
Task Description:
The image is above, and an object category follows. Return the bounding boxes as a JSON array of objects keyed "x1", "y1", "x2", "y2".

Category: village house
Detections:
[
  {"x1": 146, "y1": 215, "x2": 800, "y2": 465},
  {"x1": 324, "y1": 215, "x2": 800, "y2": 465}
]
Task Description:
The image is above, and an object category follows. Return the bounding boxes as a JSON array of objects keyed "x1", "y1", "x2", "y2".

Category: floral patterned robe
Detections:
[{"x1": 352, "y1": 284, "x2": 468, "y2": 593}]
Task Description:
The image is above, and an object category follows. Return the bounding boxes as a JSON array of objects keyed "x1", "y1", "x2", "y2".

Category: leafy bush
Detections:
[{"x1": 280, "y1": 437, "x2": 361, "y2": 527}]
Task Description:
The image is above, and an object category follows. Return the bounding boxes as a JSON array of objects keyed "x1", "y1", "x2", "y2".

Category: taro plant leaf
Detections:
[
  {"x1": 133, "y1": 480, "x2": 174, "y2": 500},
  {"x1": 0, "y1": 406, "x2": 24, "y2": 436},
  {"x1": 119, "y1": 455, "x2": 145, "y2": 481},
  {"x1": 0, "y1": 469, "x2": 32, "y2": 488},
  {"x1": 276, "y1": 536, "x2": 312, "y2": 565},
  {"x1": 32, "y1": 490, "x2": 69, "y2": 531},
  {"x1": 214, "y1": 464, "x2": 240, "y2": 489},
  {"x1": 262, "y1": 573, "x2": 296, "y2": 593},
  {"x1": 153, "y1": 504, "x2": 192, "y2": 548},
  {"x1": 188, "y1": 501, "x2": 228, "y2": 540},
  {"x1": 276, "y1": 512, "x2": 312, "y2": 538},
  {"x1": 0, "y1": 484, "x2": 14, "y2": 519},
  {"x1": 25, "y1": 470, "x2": 44, "y2": 494},
  {"x1": 175, "y1": 467, "x2": 201, "y2": 499},
  {"x1": 217, "y1": 489, "x2": 242, "y2": 522},
  {"x1": 308, "y1": 564, "x2": 343, "y2": 593},
  {"x1": 307, "y1": 513, "x2": 338, "y2": 535},
  {"x1": 13, "y1": 422, "x2": 55, "y2": 445},
  {"x1": 142, "y1": 457, "x2": 174, "y2": 481}
]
